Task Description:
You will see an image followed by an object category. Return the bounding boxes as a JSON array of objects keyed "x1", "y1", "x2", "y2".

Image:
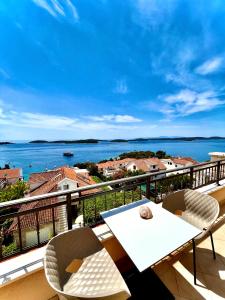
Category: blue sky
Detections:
[{"x1": 0, "y1": 0, "x2": 225, "y2": 140}]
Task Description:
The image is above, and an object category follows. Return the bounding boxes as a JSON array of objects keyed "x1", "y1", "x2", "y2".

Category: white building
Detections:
[{"x1": 209, "y1": 152, "x2": 225, "y2": 162}]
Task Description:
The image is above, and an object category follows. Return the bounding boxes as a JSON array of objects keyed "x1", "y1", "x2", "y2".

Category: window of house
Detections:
[
  {"x1": 133, "y1": 165, "x2": 136, "y2": 170},
  {"x1": 152, "y1": 165, "x2": 156, "y2": 169},
  {"x1": 63, "y1": 184, "x2": 69, "y2": 190}
]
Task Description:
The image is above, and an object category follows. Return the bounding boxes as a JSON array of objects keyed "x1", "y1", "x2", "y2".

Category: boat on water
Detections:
[{"x1": 63, "y1": 152, "x2": 74, "y2": 157}]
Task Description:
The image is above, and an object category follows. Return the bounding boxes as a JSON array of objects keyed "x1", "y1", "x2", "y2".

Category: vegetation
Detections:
[
  {"x1": 2, "y1": 241, "x2": 17, "y2": 257},
  {"x1": 82, "y1": 187, "x2": 142, "y2": 225},
  {"x1": 98, "y1": 158, "x2": 113, "y2": 163},
  {"x1": 74, "y1": 162, "x2": 99, "y2": 176},
  {"x1": 119, "y1": 150, "x2": 170, "y2": 160},
  {"x1": 91, "y1": 176, "x2": 110, "y2": 191},
  {"x1": 155, "y1": 174, "x2": 192, "y2": 195},
  {"x1": 0, "y1": 181, "x2": 29, "y2": 203},
  {"x1": 155, "y1": 150, "x2": 167, "y2": 159},
  {"x1": 111, "y1": 169, "x2": 145, "y2": 180},
  {"x1": 0, "y1": 163, "x2": 10, "y2": 170},
  {"x1": 119, "y1": 151, "x2": 155, "y2": 159},
  {"x1": 0, "y1": 181, "x2": 29, "y2": 256}
]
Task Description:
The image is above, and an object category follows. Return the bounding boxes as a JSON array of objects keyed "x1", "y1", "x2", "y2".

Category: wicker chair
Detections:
[
  {"x1": 162, "y1": 189, "x2": 220, "y2": 284},
  {"x1": 44, "y1": 227, "x2": 131, "y2": 300}
]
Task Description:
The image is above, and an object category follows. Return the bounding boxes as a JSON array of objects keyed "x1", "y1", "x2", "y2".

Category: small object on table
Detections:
[{"x1": 139, "y1": 205, "x2": 153, "y2": 219}]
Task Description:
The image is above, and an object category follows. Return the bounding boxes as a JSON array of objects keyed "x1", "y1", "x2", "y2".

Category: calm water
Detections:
[{"x1": 0, "y1": 140, "x2": 224, "y2": 179}]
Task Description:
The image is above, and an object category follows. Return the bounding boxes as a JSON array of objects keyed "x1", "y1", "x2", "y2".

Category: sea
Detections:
[{"x1": 0, "y1": 140, "x2": 224, "y2": 180}]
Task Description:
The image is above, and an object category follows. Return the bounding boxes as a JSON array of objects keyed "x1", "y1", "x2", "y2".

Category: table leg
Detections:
[{"x1": 192, "y1": 239, "x2": 196, "y2": 285}]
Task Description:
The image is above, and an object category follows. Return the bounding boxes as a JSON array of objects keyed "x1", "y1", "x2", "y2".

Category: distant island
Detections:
[
  {"x1": 0, "y1": 142, "x2": 14, "y2": 145},
  {"x1": 28, "y1": 136, "x2": 225, "y2": 144},
  {"x1": 128, "y1": 136, "x2": 225, "y2": 142},
  {"x1": 110, "y1": 139, "x2": 128, "y2": 143},
  {"x1": 29, "y1": 139, "x2": 99, "y2": 144},
  {"x1": 29, "y1": 140, "x2": 48, "y2": 143}
]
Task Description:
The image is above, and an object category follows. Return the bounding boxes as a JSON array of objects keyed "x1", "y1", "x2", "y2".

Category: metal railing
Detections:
[{"x1": 0, "y1": 159, "x2": 225, "y2": 260}]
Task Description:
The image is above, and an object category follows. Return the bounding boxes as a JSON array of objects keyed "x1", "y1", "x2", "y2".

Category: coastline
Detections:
[{"x1": 0, "y1": 138, "x2": 223, "y2": 179}]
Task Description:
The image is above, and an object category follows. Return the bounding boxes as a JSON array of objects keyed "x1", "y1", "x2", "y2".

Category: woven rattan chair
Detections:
[
  {"x1": 44, "y1": 227, "x2": 131, "y2": 300},
  {"x1": 162, "y1": 189, "x2": 219, "y2": 284}
]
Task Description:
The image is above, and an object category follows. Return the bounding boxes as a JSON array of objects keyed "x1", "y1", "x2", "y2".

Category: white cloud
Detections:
[
  {"x1": 195, "y1": 57, "x2": 223, "y2": 75},
  {"x1": 113, "y1": 80, "x2": 129, "y2": 94},
  {"x1": 159, "y1": 89, "x2": 225, "y2": 118},
  {"x1": 0, "y1": 110, "x2": 78, "y2": 129},
  {"x1": 32, "y1": 0, "x2": 79, "y2": 21},
  {"x1": 86, "y1": 114, "x2": 142, "y2": 123},
  {"x1": 32, "y1": 0, "x2": 57, "y2": 17},
  {"x1": 65, "y1": 0, "x2": 79, "y2": 21},
  {"x1": 50, "y1": 0, "x2": 65, "y2": 16},
  {"x1": 0, "y1": 68, "x2": 10, "y2": 79},
  {"x1": 134, "y1": 0, "x2": 176, "y2": 29},
  {"x1": 0, "y1": 100, "x2": 142, "y2": 133},
  {"x1": 0, "y1": 108, "x2": 4, "y2": 118}
]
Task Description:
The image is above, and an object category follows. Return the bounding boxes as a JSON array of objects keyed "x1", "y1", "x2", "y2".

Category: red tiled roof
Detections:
[
  {"x1": 171, "y1": 157, "x2": 197, "y2": 166},
  {"x1": 182, "y1": 157, "x2": 199, "y2": 164},
  {"x1": 126, "y1": 158, "x2": 167, "y2": 172},
  {"x1": 8, "y1": 167, "x2": 99, "y2": 232},
  {"x1": 144, "y1": 158, "x2": 167, "y2": 170},
  {"x1": 97, "y1": 158, "x2": 134, "y2": 169},
  {"x1": 0, "y1": 168, "x2": 22, "y2": 179},
  {"x1": 8, "y1": 195, "x2": 58, "y2": 232}
]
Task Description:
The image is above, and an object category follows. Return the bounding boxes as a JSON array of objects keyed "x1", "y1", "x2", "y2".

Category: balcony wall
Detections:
[{"x1": 0, "y1": 228, "x2": 128, "y2": 300}]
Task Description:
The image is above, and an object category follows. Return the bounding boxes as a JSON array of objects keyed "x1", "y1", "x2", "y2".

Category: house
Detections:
[
  {"x1": 0, "y1": 168, "x2": 23, "y2": 187},
  {"x1": 97, "y1": 158, "x2": 134, "y2": 177},
  {"x1": 161, "y1": 157, "x2": 198, "y2": 175},
  {"x1": 126, "y1": 158, "x2": 167, "y2": 179},
  {"x1": 8, "y1": 166, "x2": 98, "y2": 248},
  {"x1": 208, "y1": 152, "x2": 225, "y2": 161}
]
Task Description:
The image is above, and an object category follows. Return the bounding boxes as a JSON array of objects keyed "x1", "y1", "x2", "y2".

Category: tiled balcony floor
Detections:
[{"x1": 153, "y1": 204, "x2": 225, "y2": 300}]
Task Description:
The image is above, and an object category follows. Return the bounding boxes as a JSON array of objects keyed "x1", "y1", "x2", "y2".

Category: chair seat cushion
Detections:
[
  {"x1": 63, "y1": 248, "x2": 129, "y2": 298},
  {"x1": 181, "y1": 211, "x2": 208, "y2": 230}
]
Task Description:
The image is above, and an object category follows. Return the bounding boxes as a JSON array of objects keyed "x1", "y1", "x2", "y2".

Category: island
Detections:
[
  {"x1": 128, "y1": 136, "x2": 225, "y2": 142},
  {"x1": 0, "y1": 142, "x2": 14, "y2": 145},
  {"x1": 29, "y1": 140, "x2": 48, "y2": 143},
  {"x1": 110, "y1": 139, "x2": 128, "y2": 143},
  {"x1": 29, "y1": 136, "x2": 225, "y2": 145},
  {"x1": 29, "y1": 139, "x2": 99, "y2": 144}
]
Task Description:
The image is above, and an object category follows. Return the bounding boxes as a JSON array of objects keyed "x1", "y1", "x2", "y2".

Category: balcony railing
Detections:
[{"x1": 0, "y1": 159, "x2": 225, "y2": 261}]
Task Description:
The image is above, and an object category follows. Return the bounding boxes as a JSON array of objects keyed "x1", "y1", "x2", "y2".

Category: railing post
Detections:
[
  {"x1": 217, "y1": 161, "x2": 221, "y2": 185},
  {"x1": 0, "y1": 227, "x2": 3, "y2": 259},
  {"x1": 66, "y1": 193, "x2": 73, "y2": 230},
  {"x1": 190, "y1": 167, "x2": 194, "y2": 189},
  {"x1": 146, "y1": 176, "x2": 151, "y2": 199}
]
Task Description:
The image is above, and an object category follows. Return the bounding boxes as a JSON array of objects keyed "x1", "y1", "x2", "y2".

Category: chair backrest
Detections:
[
  {"x1": 162, "y1": 189, "x2": 220, "y2": 238},
  {"x1": 44, "y1": 227, "x2": 103, "y2": 291}
]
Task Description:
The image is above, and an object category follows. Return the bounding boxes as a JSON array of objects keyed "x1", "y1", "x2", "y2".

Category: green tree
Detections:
[
  {"x1": 155, "y1": 150, "x2": 167, "y2": 159},
  {"x1": 74, "y1": 162, "x2": 99, "y2": 176},
  {"x1": 0, "y1": 181, "x2": 29, "y2": 203},
  {"x1": 125, "y1": 170, "x2": 145, "y2": 177},
  {"x1": 119, "y1": 151, "x2": 155, "y2": 159}
]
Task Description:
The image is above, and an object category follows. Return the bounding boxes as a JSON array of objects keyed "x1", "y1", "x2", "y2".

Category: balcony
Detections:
[{"x1": 1, "y1": 159, "x2": 225, "y2": 299}]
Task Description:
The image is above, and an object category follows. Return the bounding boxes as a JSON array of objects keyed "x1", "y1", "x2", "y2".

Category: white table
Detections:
[{"x1": 101, "y1": 199, "x2": 201, "y2": 272}]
